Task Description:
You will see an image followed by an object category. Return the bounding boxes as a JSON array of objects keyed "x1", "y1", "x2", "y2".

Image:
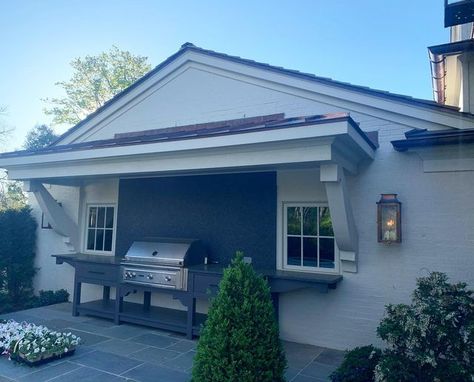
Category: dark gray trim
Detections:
[{"x1": 391, "y1": 128, "x2": 474, "y2": 151}]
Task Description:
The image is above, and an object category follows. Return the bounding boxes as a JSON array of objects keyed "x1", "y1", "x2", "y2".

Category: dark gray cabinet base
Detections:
[{"x1": 54, "y1": 254, "x2": 342, "y2": 340}]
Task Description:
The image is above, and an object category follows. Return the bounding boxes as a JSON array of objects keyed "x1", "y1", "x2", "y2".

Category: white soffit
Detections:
[{"x1": 0, "y1": 120, "x2": 375, "y2": 180}]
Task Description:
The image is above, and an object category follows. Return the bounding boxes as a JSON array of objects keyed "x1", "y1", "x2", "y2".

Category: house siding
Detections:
[{"x1": 28, "y1": 62, "x2": 474, "y2": 350}]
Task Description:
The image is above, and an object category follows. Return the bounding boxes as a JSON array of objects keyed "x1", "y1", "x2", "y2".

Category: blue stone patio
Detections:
[{"x1": 0, "y1": 303, "x2": 344, "y2": 381}]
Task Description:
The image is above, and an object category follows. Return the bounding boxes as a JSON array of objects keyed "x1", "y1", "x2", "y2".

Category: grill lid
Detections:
[{"x1": 124, "y1": 238, "x2": 196, "y2": 266}]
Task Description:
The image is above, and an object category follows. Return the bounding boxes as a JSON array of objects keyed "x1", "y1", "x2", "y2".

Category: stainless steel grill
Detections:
[{"x1": 121, "y1": 238, "x2": 206, "y2": 290}]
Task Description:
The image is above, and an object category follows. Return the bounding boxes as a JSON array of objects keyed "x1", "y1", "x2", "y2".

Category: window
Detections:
[
  {"x1": 85, "y1": 205, "x2": 116, "y2": 253},
  {"x1": 284, "y1": 203, "x2": 336, "y2": 271}
]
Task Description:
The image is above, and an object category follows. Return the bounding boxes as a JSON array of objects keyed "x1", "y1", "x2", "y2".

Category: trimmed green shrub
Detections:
[
  {"x1": 0, "y1": 207, "x2": 37, "y2": 305},
  {"x1": 192, "y1": 252, "x2": 287, "y2": 382},
  {"x1": 330, "y1": 345, "x2": 381, "y2": 382},
  {"x1": 37, "y1": 289, "x2": 70, "y2": 306},
  {"x1": 375, "y1": 272, "x2": 474, "y2": 382}
]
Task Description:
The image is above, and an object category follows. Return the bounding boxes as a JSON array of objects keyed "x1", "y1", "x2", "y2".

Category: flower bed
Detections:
[{"x1": 0, "y1": 320, "x2": 80, "y2": 365}]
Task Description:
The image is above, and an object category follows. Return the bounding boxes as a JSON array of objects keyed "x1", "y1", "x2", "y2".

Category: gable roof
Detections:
[{"x1": 52, "y1": 42, "x2": 474, "y2": 146}]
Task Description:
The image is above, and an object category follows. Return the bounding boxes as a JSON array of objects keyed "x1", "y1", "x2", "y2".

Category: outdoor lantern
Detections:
[{"x1": 377, "y1": 194, "x2": 401, "y2": 243}]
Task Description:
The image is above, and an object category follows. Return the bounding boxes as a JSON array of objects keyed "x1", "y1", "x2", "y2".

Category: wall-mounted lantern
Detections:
[{"x1": 377, "y1": 194, "x2": 401, "y2": 243}]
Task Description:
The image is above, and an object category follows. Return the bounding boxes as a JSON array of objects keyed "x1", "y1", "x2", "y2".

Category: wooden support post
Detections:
[
  {"x1": 144, "y1": 291, "x2": 151, "y2": 311},
  {"x1": 72, "y1": 275, "x2": 81, "y2": 317},
  {"x1": 114, "y1": 286, "x2": 122, "y2": 325},
  {"x1": 103, "y1": 286, "x2": 110, "y2": 302},
  {"x1": 186, "y1": 297, "x2": 196, "y2": 340}
]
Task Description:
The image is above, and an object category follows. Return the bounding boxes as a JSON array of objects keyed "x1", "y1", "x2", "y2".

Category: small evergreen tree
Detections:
[
  {"x1": 192, "y1": 252, "x2": 287, "y2": 382},
  {"x1": 23, "y1": 124, "x2": 58, "y2": 150},
  {"x1": 0, "y1": 207, "x2": 37, "y2": 306}
]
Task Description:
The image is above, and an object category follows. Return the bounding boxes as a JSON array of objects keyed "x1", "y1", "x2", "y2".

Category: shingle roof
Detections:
[
  {"x1": 52, "y1": 43, "x2": 474, "y2": 146},
  {"x1": 0, "y1": 112, "x2": 376, "y2": 159}
]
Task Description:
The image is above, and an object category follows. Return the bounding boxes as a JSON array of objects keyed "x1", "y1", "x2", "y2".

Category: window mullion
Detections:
[
  {"x1": 317, "y1": 206, "x2": 320, "y2": 268},
  {"x1": 300, "y1": 207, "x2": 303, "y2": 266}
]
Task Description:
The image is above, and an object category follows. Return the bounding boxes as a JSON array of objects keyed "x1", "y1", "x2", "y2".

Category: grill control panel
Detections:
[{"x1": 122, "y1": 266, "x2": 184, "y2": 289}]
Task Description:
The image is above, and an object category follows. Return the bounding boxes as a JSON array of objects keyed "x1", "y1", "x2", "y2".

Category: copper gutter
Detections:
[{"x1": 429, "y1": 50, "x2": 446, "y2": 104}]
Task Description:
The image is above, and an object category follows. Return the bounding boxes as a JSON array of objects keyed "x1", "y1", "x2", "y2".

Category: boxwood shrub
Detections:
[
  {"x1": 192, "y1": 252, "x2": 287, "y2": 382},
  {"x1": 330, "y1": 345, "x2": 381, "y2": 382}
]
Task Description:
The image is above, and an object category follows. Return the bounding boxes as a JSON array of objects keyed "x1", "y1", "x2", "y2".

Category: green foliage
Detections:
[
  {"x1": 374, "y1": 272, "x2": 474, "y2": 382},
  {"x1": 37, "y1": 289, "x2": 70, "y2": 307},
  {"x1": 192, "y1": 252, "x2": 287, "y2": 382},
  {"x1": 0, "y1": 207, "x2": 37, "y2": 306},
  {"x1": 23, "y1": 124, "x2": 58, "y2": 150},
  {"x1": 330, "y1": 345, "x2": 381, "y2": 382},
  {"x1": 43, "y1": 46, "x2": 152, "y2": 125},
  {"x1": 0, "y1": 181, "x2": 27, "y2": 211},
  {"x1": 0, "y1": 289, "x2": 69, "y2": 315}
]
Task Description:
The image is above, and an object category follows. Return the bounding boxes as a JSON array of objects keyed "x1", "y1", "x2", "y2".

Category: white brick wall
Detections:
[{"x1": 30, "y1": 66, "x2": 474, "y2": 350}]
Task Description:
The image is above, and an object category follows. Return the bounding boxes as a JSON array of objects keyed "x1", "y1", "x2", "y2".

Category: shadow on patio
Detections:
[{"x1": 0, "y1": 303, "x2": 344, "y2": 382}]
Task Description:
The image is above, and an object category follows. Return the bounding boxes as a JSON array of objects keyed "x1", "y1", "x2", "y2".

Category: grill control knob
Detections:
[
  {"x1": 131, "y1": 272, "x2": 136, "y2": 277},
  {"x1": 147, "y1": 274, "x2": 153, "y2": 280},
  {"x1": 165, "y1": 276, "x2": 171, "y2": 282}
]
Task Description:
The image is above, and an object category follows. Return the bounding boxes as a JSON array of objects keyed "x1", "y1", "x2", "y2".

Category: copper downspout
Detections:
[{"x1": 429, "y1": 50, "x2": 446, "y2": 104}]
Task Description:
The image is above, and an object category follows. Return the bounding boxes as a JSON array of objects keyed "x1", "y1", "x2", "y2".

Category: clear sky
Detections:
[{"x1": 0, "y1": 0, "x2": 448, "y2": 151}]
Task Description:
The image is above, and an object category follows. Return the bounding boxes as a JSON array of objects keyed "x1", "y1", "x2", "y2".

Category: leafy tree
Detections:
[
  {"x1": 43, "y1": 46, "x2": 152, "y2": 125},
  {"x1": 0, "y1": 105, "x2": 12, "y2": 145},
  {"x1": 192, "y1": 252, "x2": 287, "y2": 382},
  {"x1": 0, "y1": 182, "x2": 27, "y2": 211},
  {"x1": 23, "y1": 124, "x2": 58, "y2": 150}
]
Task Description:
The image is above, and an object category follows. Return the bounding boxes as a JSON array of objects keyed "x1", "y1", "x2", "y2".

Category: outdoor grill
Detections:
[{"x1": 121, "y1": 238, "x2": 207, "y2": 290}]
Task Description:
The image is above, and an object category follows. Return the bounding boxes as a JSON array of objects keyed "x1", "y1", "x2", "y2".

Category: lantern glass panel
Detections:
[{"x1": 380, "y1": 204, "x2": 399, "y2": 242}]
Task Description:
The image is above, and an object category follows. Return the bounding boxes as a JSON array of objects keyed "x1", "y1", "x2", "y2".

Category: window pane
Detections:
[
  {"x1": 303, "y1": 237, "x2": 318, "y2": 267},
  {"x1": 303, "y1": 207, "x2": 317, "y2": 236},
  {"x1": 97, "y1": 207, "x2": 105, "y2": 228},
  {"x1": 88, "y1": 207, "x2": 97, "y2": 228},
  {"x1": 87, "y1": 229, "x2": 96, "y2": 250},
  {"x1": 319, "y1": 207, "x2": 334, "y2": 236},
  {"x1": 105, "y1": 207, "x2": 114, "y2": 228},
  {"x1": 319, "y1": 238, "x2": 335, "y2": 268},
  {"x1": 287, "y1": 237, "x2": 301, "y2": 266},
  {"x1": 104, "y1": 230, "x2": 113, "y2": 251},
  {"x1": 95, "y1": 229, "x2": 104, "y2": 251},
  {"x1": 287, "y1": 207, "x2": 301, "y2": 235}
]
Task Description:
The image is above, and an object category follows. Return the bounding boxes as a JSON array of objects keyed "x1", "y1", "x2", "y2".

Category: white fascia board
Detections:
[
  {"x1": 0, "y1": 120, "x2": 354, "y2": 167},
  {"x1": 2, "y1": 120, "x2": 375, "y2": 180},
  {"x1": 6, "y1": 140, "x2": 333, "y2": 180},
  {"x1": 57, "y1": 54, "x2": 192, "y2": 145},
  {"x1": 413, "y1": 144, "x2": 474, "y2": 172},
  {"x1": 57, "y1": 50, "x2": 474, "y2": 145},
  {"x1": 191, "y1": 53, "x2": 474, "y2": 130}
]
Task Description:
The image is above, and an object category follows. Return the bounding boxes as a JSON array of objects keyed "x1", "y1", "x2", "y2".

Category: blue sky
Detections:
[{"x1": 0, "y1": 0, "x2": 448, "y2": 151}]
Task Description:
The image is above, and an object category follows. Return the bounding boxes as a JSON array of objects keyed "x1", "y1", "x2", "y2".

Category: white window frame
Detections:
[
  {"x1": 83, "y1": 203, "x2": 117, "y2": 255},
  {"x1": 282, "y1": 202, "x2": 339, "y2": 274}
]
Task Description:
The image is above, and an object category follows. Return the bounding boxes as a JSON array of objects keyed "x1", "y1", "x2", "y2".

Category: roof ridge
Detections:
[{"x1": 52, "y1": 43, "x2": 474, "y2": 146}]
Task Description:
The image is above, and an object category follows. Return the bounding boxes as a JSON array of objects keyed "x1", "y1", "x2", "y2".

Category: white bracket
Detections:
[{"x1": 320, "y1": 164, "x2": 358, "y2": 273}]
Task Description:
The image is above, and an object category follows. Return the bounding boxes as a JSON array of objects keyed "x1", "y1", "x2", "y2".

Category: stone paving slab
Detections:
[{"x1": 0, "y1": 303, "x2": 345, "y2": 382}]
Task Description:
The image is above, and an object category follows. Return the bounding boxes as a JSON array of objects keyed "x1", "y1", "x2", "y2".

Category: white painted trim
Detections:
[
  {"x1": 281, "y1": 202, "x2": 340, "y2": 274},
  {"x1": 56, "y1": 50, "x2": 474, "y2": 146},
  {"x1": 2, "y1": 121, "x2": 375, "y2": 181},
  {"x1": 82, "y1": 203, "x2": 117, "y2": 256}
]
